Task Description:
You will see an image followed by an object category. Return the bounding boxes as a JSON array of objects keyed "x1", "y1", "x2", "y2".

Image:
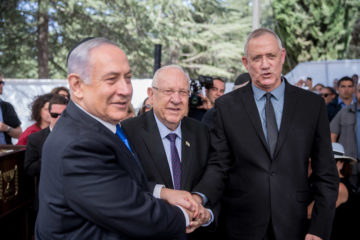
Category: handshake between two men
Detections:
[{"x1": 160, "y1": 188, "x2": 212, "y2": 234}]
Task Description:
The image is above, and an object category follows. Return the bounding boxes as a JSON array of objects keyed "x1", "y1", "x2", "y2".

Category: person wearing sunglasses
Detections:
[
  {"x1": 0, "y1": 72, "x2": 22, "y2": 144},
  {"x1": 320, "y1": 87, "x2": 336, "y2": 105},
  {"x1": 24, "y1": 94, "x2": 68, "y2": 179}
]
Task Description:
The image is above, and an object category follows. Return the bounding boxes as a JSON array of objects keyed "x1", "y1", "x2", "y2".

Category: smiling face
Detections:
[
  {"x1": 149, "y1": 67, "x2": 189, "y2": 130},
  {"x1": 70, "y1": 44, "x2": 133, "y2": 124},
  {"x1": 242, "y1": 33, "x2": 286, "y2": 92}
]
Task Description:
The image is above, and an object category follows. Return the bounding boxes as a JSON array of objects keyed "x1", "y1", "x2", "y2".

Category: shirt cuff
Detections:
[
  {"x1": 192, "y1": 192, "x2": 208, "y2": 205},
  {"x1": 201, "y1": 208, "x2": 214, "y2": 227},
  {"x1": 153, "y1": 184, "x2": 165, "y2": 198},
  {"x1": 176, "y1": 206, "x2": 190, "y2": 227}
]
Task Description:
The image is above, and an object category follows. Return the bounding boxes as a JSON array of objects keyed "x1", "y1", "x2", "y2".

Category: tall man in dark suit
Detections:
[
  {"x1": 122, "y1": 65, "x2": 213, "y2": 237},
  {"x1": 193, "y1": 28, "x2": 339, "y2": 240},
  {"x1": 35, "y1": 38, "x2": 198, "y2": 239}
]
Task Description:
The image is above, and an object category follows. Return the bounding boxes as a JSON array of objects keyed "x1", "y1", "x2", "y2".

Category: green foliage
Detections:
[
  {"x1": 0, "y1": 0, "x2": 253, "y2": 81},
  {"x1": 272, "y1": 0, "x2": 360, "y2": 73}
]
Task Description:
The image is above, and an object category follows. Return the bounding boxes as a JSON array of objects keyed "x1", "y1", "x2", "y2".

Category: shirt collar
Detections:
[
  {"x1": 153, "y1": 112, "x2": 182, "y2": 140},
  {"x1": 73, "y1": 102, "x2": 117, "y2": 134},
  {"x1": 251, "y1": 78, "x2": 285, "y2": 101}
]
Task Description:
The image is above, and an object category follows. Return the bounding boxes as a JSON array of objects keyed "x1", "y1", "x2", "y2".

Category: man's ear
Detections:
[
  {"x1": 242, "y1": 56, "x2": 249, "y2": 70},
  {"x1": 147, "y1": 87, "x2": 154, "y2": 105},
  {"x1": 68, "y1": 73, "x2": 84, "y2": 100}
]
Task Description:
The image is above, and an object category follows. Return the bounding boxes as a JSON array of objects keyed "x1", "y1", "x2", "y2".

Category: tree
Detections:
[{"x1": 272, "y1": 0, "x2": 360, "y2": 73}]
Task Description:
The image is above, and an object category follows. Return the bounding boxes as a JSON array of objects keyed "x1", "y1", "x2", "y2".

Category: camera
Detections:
[{"x1": 189, "y1": 75, "x2": 213, "y2": 108}]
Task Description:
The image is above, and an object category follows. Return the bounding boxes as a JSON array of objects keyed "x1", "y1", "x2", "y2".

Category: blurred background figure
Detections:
[
  {"x1": 137, "y1": 97, "x2": 152, "y2": 116},
  {"x1": 308, "y1": 143, "x2": 359, "y2": 240},
  {"x1": 327, "y1": 76, "x2": 354, "y2": 121},
  {"x1": 320, "y1": 87, "x2": 337, "y2": 105},
  {"x1": 312, "y1": 83, "x2": 324, "y2": 93},
  {"x1": 17, "y1": 93, "x2": 53, "y2": 145},
  {"x1": 304, "y1": 77, "x2": 313, "y2": 90},
  {"x1": 0, "y1": 72, "x2": 22, "y2": 144},
  {"x1": 51, "y1": 86, "x2": 70, "y2": 100},
  {"x1": 232, "y1": 72, "x2": 251, "y2": 90},
  {"x1": 122, "y1": 104, "x2": 135, "y2": 121},
  {"x1": 205, "y1": 77, "x2": 225, "y2": 108}
]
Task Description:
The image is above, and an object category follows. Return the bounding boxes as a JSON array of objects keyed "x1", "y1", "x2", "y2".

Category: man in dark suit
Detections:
[
  {"x1": 24, "y1": 94, "x2": 68, "y2": 178},
  {"x1": 122, "y1": 65, "x2": 213, "y2": 237},
  {"x1": 193, "y1": 28, "x2": 339, "y2": 240},
  {"x1": 35, "y1": 38, "x2": 197, "y2": 239}
]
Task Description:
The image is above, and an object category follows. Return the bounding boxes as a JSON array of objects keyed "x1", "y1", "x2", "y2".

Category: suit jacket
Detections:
[
  {"x1": 193, "y1": 81, "x2": 339, "y2": 240},
  {"x1": 24, "y1": 127, "x2": 50, "y2": 177},
  {"x1": 122, "y1": 110, "x2": 214, "y2": 239},
  {"x1": 122, "y1": 110, "x2": 210, "y2": 192},
  {"x1": 35, "y1": 101, "x2": 185, "y2": 240}
]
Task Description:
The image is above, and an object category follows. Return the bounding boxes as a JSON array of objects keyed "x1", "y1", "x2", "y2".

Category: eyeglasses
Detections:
[
  {"x1": 0, "y1": 81, "x2": 5, "y2": 85},
  {"x1": 320, "y1": 93, "x2": 331, "y2": 97},
  {"x1": 152, "y1": 86, "x2": 190, "y2": 97},
  {"x1": 144, "y1": 104, "x2": 151, "y2": 109},
  {"x1": 50, "y1": 112, "x2": 62, "y2": 118}
]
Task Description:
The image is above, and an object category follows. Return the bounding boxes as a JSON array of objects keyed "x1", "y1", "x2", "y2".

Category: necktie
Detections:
[
  {"x1": 116, "y1": 124, "x2": 132, "y2": 152},
  {"x1": 166, "y1": 133, "x2": 181, "y2": 190},
  {"x1": 265, "y1": 93, "x2": 278, "y2": 158}
]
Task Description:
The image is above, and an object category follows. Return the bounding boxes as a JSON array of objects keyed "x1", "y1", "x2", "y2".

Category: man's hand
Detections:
[
  {"x1": 305, "y1": 234, "x2": 322, "y2": 240},
  {"x1": 0, "y1": 121, "x2": 8, "y2": 132},
  {"x1": 184, "y1": 194, "x2": 212, "y2": 233},
  {"x1": 196, "y1": 94, "x2": 212, "y2": 110},
  {"x1": 160, "y1": 188, "x2": 199, "y2": 217}
]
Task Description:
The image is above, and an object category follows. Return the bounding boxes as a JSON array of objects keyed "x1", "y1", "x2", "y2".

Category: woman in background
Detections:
[{"x1": 17, "y1": 93, "x2": 53, "y2": 145}]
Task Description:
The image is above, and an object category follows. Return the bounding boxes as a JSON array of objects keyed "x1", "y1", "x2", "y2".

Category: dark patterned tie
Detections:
[
  {"x1": 265, "y1": 93, "x2": 278, "y2": 158},
  {"x1": 166, "y1": 133, "x2": 181, "y2": 190}
]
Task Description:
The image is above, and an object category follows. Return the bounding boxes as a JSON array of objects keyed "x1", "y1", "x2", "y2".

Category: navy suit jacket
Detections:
[
  {"x1": 35, "y1": 101, "x2": 185, "y2": 240},
  {"x1": 194, "y1": 81, "x2": 339, "y2": 240}
]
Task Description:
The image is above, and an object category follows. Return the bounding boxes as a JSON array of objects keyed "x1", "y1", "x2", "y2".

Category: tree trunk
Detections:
[{"x1": 37, "y1": 0, "x2": 49, "y2": 79}]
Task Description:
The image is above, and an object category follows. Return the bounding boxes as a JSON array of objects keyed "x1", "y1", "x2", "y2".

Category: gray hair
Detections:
[
  {"x1": 152, "y1": 65, "x2": 190, "y2": 87},
  {"x1": 67, "y1": 37, "x2": 119, "y2": 83},
  {"x1": 243, "y1": 28, "x2": 283, "y2": 56}
]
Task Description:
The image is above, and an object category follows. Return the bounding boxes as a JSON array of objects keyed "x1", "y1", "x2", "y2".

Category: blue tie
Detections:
[{"x1": 116, "y1": 124, "x2": 132, "y2": 152}]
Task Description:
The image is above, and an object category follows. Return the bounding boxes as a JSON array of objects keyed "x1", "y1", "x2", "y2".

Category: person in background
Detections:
[
  {"x1": 320, "y1": 87, "x2": 337, "y2": 105},
  {"x1": 205, "y1": 77, "x2": 225, "y2": 108},
  {"x1": 138, "y1": 97, "x2": 152, "y2": 116},
  {"x1": 51, "y1": 86, "x2": 70, "y2": 100},
  {"x1": 0, "y1": 72, "x2": 22, "y2": 144},
  {"x1": 308, "y1": 143, "x2": 359, "y2": 240},
  {"x1": 330, "y1": 83, "x2": 360, "y2": 189},
  {"x1": 17, "y1": 93, "x2": 53, "y2": 145},
  {"x1": 24, "y1": 94, "x2": 68, "y2": 178},
  {"x1": 327, "y1": 76, "x2": 355, "y2": 121},
  {"x1": 202, "y1": 73, "x2": 251, "y2": 129},
  {"x1": 312, "y1": 83, "x2": 324, "y2": 93}
]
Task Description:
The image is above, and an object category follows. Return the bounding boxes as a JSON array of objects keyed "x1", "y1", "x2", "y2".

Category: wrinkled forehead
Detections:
[{"x1": 156, "y1": 68, "x2": 190, "y2": 89}]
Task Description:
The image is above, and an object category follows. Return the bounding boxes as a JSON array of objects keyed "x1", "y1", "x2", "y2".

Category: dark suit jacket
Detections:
[
  {"x1": 122, "y1": 110, "x2": 210, "y2": 192},
  {"x1": 193, "y1": 81, "x2": 339, "y2": 240},
  {"x1": 122, "y1": 110, "x2": 215, "y2": 239},
  {"x1": 24, "y1": 127, "x2": 50, "y2": 177},
  {"x1": 35, "y1": 101, "x2": 185, "y2": 240}
]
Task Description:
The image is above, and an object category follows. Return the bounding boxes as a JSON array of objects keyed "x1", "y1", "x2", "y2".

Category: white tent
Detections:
[{"x1": 285, "y1": 59, "x2": 360, "y2": 87}]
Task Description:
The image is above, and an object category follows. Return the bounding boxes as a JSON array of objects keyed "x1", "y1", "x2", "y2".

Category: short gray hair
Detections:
[
  {"x1": 152, "y1": 65, "x2": 190, "y2": 87},
  {"x1": 243, "y1": 28, "x2": 283, "y2": 56},
  {"x1": 67, "y1": 37, "x2": 119, "y2": 83}
]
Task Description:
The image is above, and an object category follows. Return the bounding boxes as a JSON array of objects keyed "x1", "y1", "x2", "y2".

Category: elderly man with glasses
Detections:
[{"x1": 122, "y1": 65, "x2": 215, "y2": 239}]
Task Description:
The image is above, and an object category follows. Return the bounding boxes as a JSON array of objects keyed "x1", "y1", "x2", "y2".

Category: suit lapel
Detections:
[
  {"x1": 240, "y1": 85, "x2": 269, "y2": 152},
  {"x1": 180, "y1": 118, "x2": 194, "y2": 190},
  {"x1": 274, "y1": 82, "x2": 298, "y2": 158},
  {"x1": 141, "y1": 112, "x2": 174, "y2": 188}
]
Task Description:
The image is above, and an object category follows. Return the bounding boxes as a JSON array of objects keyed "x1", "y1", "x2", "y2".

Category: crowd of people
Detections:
[{"x1": 0, "y1": 28, "x2": 359, "y2": 240}]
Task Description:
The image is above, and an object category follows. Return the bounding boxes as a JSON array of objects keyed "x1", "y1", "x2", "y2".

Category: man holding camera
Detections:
[{"x1": 188, "y1": 77, "x2": 225, "y2": 121}]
